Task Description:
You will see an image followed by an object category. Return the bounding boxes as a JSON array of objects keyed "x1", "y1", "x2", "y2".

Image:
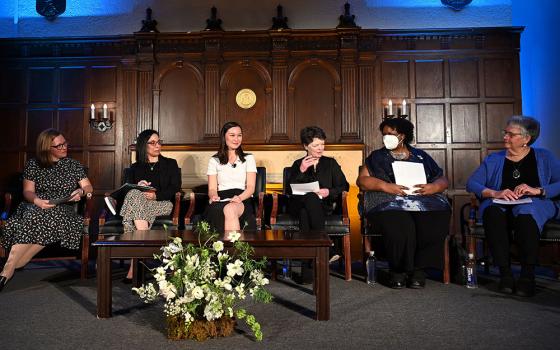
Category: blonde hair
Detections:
[{"x1": 36, "y1": 128, "x2": 63, "y2": 167}]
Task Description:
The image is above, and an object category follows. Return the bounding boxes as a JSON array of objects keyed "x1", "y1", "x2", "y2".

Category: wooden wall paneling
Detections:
[
  {"x1": 0, "y1": 152, "x2": 22, "y2": 189},
  {"x1": 288, "y1": 59, "x2": 341, "y2": 142},
  {"x1": 59, "y1": 67, "x2": 85, "y2": 104},
  {"x1": 87, "y1": 151, "x2": 115, "y2": 192},
  {"x1": 0, "y1": 68, "x2": 25, "y2": 103},
  {"x1": 415, "y1": 60, "x2": 444, "y2": 98},
  {"x1": 358, "y1": 54, "x2": 376, "y2": 156},
  {"x1": 484, "y1": 58, "x2": 514, "y2": 97},
  {"x1": 90, "y1": 66, "x2": 117, "y2": 102},
  {"x1": 26, "y1": 109, "x2": 55, "y2": 147},
  {"x1": 381, "y1": 60, "x2": 409, "y2": 98},
  {"x1": 452, "y1": 149, "x2": 481, "y2": 189},
  {"x1": 451, "y1": 104, "x2": 481, "y2": 143},
  {"x1": 58, "y1": 108, "x2": 85, "y2": 147},
  {"x1": 156, "y1": 61, "x2": 205, "y2": 144},
  {"x1": 486, "y1": 103, "x2": 514, "y2": 143},
  {"x1": 449, "y1": 58, "x2": 479, "y2": 98},
  {"x1": 0, "y1": 107, "x2": 22, "y2": 149},
  {"x1": 220, "y1": 60, "x2": 271, "y2": 143},
  {"x1": 340, "y1": 34, "x2": 360, "y2": 142},
  {"x1": 423, "y1": 149, "x2": 447, "y2": 177},
  {"x1": 415, "y1": 104, "x2": 445, "y2": 143},
  {"x1": 28, "y1": 67, "x2": 55, "y2": 104}
]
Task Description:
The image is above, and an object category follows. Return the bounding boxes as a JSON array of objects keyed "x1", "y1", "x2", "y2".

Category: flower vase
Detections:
[{"x1": 167, "y1": 315, "x2": 236, "y2": 341}]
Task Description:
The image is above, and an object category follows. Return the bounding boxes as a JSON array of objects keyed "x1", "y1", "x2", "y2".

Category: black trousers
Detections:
[
  {"x1": 288, "y1": 192, "x2": 326, "y2": 231},
  {"x1": 482, "y1": 205, "x2": 539, "y2": 268},
  {"x1": 367, "y1": 210, "x2": 451, "y2": 272}
]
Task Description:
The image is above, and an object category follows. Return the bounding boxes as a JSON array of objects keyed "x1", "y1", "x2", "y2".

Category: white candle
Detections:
[
  {"x1": 402, "y1": 99, "x2": 406, "y2": 115},
  {"x1": 90, "y1": 104, "x2": 95, "y2": 119},
  {"x1": 388, "y1": 99, "x2": 393, "y2": 115},
  {"x1": 103, "y1": 104, "x2": 108, "y2": 120}
]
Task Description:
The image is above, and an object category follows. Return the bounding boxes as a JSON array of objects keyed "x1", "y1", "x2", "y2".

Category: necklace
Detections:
[
  {"x1": 390, "y1": 150, "x2": 408, "y2": 160},
  {"x1": 148, "y1": 161, "x2": 158, "y2": 171},
  {"x1": 508, "y1": 148, "x2": 530, "y2": 179}
]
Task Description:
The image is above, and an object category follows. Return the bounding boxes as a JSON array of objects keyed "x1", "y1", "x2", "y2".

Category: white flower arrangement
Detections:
[{"x1": 133, "y1": 221, "x2": 272, "y2": 341}]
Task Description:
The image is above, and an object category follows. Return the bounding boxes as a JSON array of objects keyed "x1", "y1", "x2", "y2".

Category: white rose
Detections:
[{"x1": 213, "y1": 241, "x2": 224, "y2": 252}]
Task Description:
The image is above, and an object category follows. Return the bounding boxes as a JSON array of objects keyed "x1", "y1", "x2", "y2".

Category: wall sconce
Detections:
[
  {"x1": 383, "y1": 99, "x2": 409, "y2": 119},
  {"x1": 89, "y1": 103, "x2": 114, "y2": 132}
]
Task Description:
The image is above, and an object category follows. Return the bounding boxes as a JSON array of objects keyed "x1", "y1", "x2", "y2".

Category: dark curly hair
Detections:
[
  {"x1": 136, "y1": 129, "x2": 159, "y2": 164},
  {"x1": 215, "y1": 121, "x2": 247, "y2": 165},
  {"x1": 300, "y1": 126, "x2": 327, "y2": 146},
  {"x1": 379, "y1": 118, "x2": 414, "y2": 145}
]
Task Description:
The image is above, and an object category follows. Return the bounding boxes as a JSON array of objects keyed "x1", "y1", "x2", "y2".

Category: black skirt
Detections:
[{"x1": 203, "y1": 188, "x2": 256, "y2": 232}]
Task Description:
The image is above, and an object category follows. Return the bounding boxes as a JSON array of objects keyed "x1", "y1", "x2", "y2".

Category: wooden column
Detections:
[
  {"x1": 203, "y1": 34, "x2": 222, "y2": 140},
  {"x1": 270, "y1": 33, "x2": 290, "y2": 142},
  {"x1": 359, "y1": 53, "x2": 377, "y2": 155},
  {"x1": 339, "y1": 30, "x2": 360, "y2": 142},
  {"x1": 134, "y1": 33, "x2": 156, "y2": 133}
]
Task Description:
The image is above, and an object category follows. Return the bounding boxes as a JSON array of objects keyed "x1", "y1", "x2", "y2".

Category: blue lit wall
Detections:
[{"x1": 513, "y1": 0, "x2": 560, "y2": 156}]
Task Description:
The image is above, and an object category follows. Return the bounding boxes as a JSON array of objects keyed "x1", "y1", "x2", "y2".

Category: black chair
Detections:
[
  {"x1": 98, "y1": 167, "x2": 182, "y2": 234},
  {"x1": 0, "y1": 176, "x2": 94, "y2": 280},
  {"x1": 184, "y1": 166, "x2": 267, "y2": 230},
  {"x1": 359, "y1": 189, "x2": 451, "y2": 284},
  {"x1": 463, "y1": 196, "x2": 560, "y2": 279},
  {"x1": 270, "y1": 167, "x2": 351, "y2": 281}
]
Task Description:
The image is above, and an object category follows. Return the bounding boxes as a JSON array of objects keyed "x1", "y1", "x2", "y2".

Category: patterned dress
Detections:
[{"x1": 1, "y1": 157, "x2": 87, "y2": 250}]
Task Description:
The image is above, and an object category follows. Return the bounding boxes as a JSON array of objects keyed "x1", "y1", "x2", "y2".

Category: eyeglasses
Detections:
[
  {"x1": 501, "y1": 130, "x2": 525, "y2": 138},
  {"x1": 147, "y1": 140, "x2": 163, "y2": 146},
  {"x1": 51, "y1": 142, "x2": 68, "y2": 150}
]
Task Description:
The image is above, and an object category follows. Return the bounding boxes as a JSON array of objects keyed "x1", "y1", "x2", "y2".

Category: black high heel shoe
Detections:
[{"x1": 0, "y1": 276, "x2": 9, "y2": 292}]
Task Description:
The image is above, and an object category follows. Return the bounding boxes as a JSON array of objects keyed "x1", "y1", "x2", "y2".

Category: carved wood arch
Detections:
[
  {"x1": 219, "y1": 60, "x2": 273, "y2": 142},
  {"x1": 153, "y1": 60, "x2": 205, "y2": 143},
  {"x1": 288, "y1": 59, "x2": 342, "y2": 142}
]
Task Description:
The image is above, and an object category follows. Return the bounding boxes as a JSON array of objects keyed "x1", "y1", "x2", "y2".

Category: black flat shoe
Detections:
[
  {"x1": 515, "y1": 277, "x2": 535, "y2": 297},
  {"x1": 388, "y1": 272, "x2": 406, "y2": 289},
  {"x1": 498, "y1": 276, "x2": 515, "y2": 294},
  {"x1": 408, "y1": 270, "x2": 426, "y2": 289},
  {"x1": 0, "y1": 276, "x2": 9, "y2": 292}
]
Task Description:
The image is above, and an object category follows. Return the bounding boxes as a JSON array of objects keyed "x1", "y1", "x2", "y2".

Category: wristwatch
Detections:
[{"x1": 538, "y1": 187, "x2": 546, "y2": 198}]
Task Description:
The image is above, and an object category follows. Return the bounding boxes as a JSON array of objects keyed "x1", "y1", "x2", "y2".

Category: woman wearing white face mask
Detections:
[{"x1": 357, "y1": 117, "x2": 450, "y2": 289}]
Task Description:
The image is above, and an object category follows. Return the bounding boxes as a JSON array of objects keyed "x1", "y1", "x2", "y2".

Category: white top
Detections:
[{"x1": 207, "y1": 154, "x2": 257, "y2": 191}]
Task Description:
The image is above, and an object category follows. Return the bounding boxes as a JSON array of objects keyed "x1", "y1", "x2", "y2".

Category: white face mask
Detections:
[{"x1": 383, "y1": 134, "x2": 400, "y2": 150}]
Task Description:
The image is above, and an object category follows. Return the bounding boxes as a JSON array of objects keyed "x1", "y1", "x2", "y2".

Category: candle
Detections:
[
  {"x1": 103, "y1": 104, "x2": 108, "y2": 120},
  {"x1": 90, "y1": 104, "x2": 95, "y2": 120},
  {"x1": 402, "y1": 99, "x2": 406, "y2": 115},
  {"x1": 388, "y1": 99, "x2": 393, "y2": 115}
]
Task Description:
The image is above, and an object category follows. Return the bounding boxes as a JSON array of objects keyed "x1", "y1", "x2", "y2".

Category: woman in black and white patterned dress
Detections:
[{"x1": 0, "y1": 129, "x2": 93, "y2": 291}]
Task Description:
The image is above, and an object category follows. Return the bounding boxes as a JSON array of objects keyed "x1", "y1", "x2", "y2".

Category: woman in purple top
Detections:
[{"x1": 467, "y1": 116, "x2": 560, "y2": 297}]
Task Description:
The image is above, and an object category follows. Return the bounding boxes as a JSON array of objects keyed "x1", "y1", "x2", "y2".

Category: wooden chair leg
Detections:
[
  {"x1": 443, "y1": 235, "x2": 450, "y2": 284},
  {"x1": 343, "y1": 234, "x2": 352, "y2": 281},
  {"x1": 270, "y1": 260, "x2": 277, "y2": 281},
  {"x1": 80, "y1": 235, "x2": 90, "y2": 280}
]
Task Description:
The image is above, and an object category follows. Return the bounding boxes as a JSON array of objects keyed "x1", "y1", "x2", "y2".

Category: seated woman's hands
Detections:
[
  {"x1": 316, "y1": 188, "x2": 329, "y2": 198},
  {"x1": 299, "y1": 155, "x2": 318, "y2": 173},
  {"x1": 143, "y1": 191, "x2": 156, "y2": 200},
  {"x1": 492, "y1": 188, "x2": 519, "y2": 201},
  {"x1": 230, "y1": 195, "x2": 242, "y2": 203},
  {"x1": 413, "y1": 183, "x2": 439, "y2": 196},
  {"x1": 69, "y1": 188, "x2": 84, "y2": 202},
  {"x1": 514, "y1": 183, "x2": 541, "y2": 197},
  {"x1": 382, "y1": 182, "x2": 409, "y2": 196},
  {"x1": 33, "y1": 198, "x2": 55, "y2": 210}
]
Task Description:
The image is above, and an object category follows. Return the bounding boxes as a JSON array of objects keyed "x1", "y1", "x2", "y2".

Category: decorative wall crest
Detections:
[
  {"x1": 205, "y1": 7, "x2": 224, "y2": 31},
  {"x1": 36, "y1": 0, "x2": 66, "y2": 21},
  {"x1": 138, "y1": 8, "x2": 159, "y2": 33},
  {"x1": 441, "y1": 0, "x2": 472, "y2": 11},
  {"x1": 271, "y1": 5, "x2": 290, "y2": 30},
  {"x1": 337, "y1": 2, "x2": 358, "y2": 28}
]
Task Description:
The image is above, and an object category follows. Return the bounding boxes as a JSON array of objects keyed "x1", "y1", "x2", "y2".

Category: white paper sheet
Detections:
[
  {"x1": 391, "y1": 161, "x2": 427, "y2": 195},
  {"x1": 290, "y1": 181, "x2": 320, "y2": 195},
  {"x1": 492, "y1": 197, "x2": 533, "y2": 205}
]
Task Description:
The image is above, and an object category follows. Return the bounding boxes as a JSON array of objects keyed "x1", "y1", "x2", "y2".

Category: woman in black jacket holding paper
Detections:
[
  {"x1": 120, "y1": 129, "x2": 181, "y2": 281},
  {"x1": 287, "y1": 126, "x2": 349, "y2": 231}
]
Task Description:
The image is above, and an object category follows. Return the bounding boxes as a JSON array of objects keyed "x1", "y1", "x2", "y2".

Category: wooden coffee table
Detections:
[{"x1": 93, "y1": 229, "x2": 331, "y2": 320}]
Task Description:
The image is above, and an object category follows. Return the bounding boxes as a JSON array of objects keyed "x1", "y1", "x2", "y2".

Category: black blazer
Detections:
[
  {"x1": 287, "y1": 156, "x2": 349, "y2": 204},
  {"x1": 127, "y1": 156, "x2": 181, "y2": 201}
]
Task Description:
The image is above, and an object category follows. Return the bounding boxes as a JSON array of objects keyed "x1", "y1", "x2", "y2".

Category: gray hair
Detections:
[{"x1": 506, "y1": 115, "x2": 540, "y2": 145}]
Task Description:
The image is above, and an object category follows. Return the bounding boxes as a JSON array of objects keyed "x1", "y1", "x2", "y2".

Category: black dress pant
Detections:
[
  {"x1": 288, "y1": 192, "x2": 326, "y2": 231},
  {"x1": 367, "y1": 210, "x2": 451, "y2": 273},
  {"x1": 482, "y1": 205, "x2": 539, "y2": 269}
]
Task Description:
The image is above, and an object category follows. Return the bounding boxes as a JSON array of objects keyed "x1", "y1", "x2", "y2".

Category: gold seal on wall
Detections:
[{"x1": 235, "y1": 88, "x2": 257, "y2": 109}]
